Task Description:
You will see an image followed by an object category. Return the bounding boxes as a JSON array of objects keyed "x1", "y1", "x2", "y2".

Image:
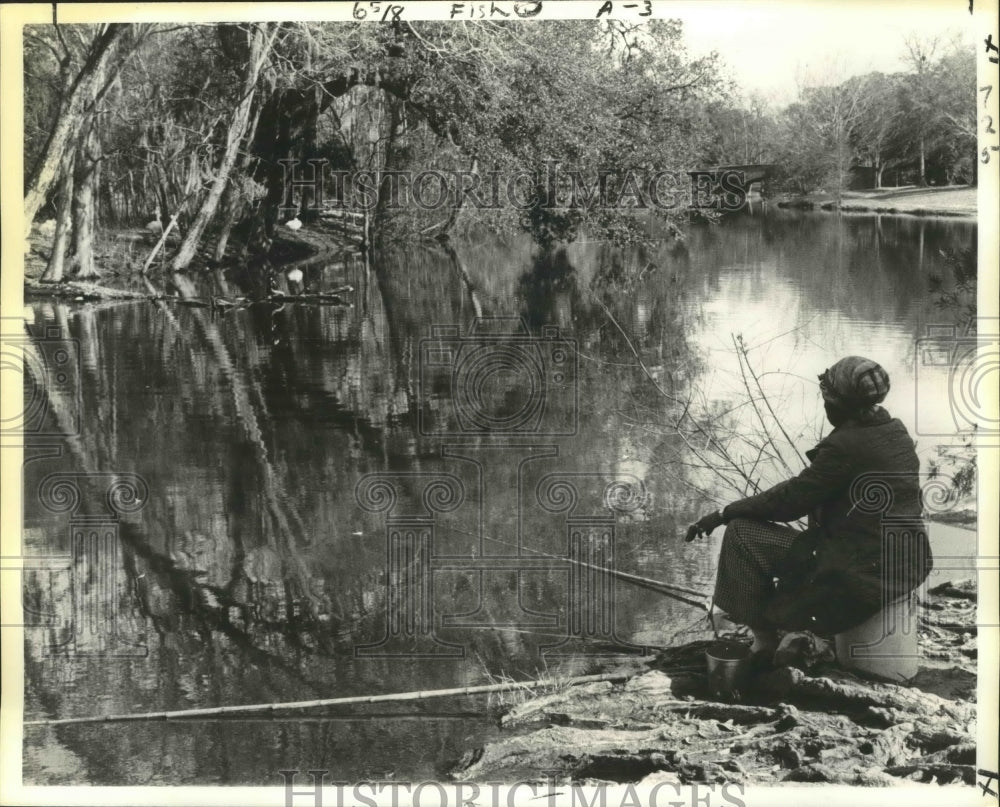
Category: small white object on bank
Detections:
[{"x1": 284, "y1": 217, "x2": 302, "y2": 231}]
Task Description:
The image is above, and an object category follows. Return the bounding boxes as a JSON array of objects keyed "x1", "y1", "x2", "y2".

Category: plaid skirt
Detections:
[{"x1": 713, "y1": 517, "x2": 801, "y2": 629}]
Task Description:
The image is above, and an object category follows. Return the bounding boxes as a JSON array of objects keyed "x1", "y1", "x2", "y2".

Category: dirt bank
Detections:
[
  {"x1": 21, "y1": 221, "x2": 356, "y2": 304},
  {"x1": 451, "y1": 578, "x2": 978, "y2": 788},
  {"x1": 776, "y1": 186, "x2": 976, "y2": 218}
]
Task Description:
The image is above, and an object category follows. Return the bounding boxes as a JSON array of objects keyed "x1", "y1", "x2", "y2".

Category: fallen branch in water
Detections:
[
  {"x1": 24, "y1": 671, "x2": 632, "y2": 728},
  {"x1": 25, "y1": 280, "x2": 355, "y2": 311},
  {"x1": 25, "y1": 279, "x2": 151, "y2": 300},
  {"x1": 266, "y1": 291, "x2": 351, "y2": 305}
]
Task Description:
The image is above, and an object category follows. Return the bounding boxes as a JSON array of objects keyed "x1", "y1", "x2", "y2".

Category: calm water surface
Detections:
[{"x1": 21, "y1": 208, "x2": 976, "y2": 784}]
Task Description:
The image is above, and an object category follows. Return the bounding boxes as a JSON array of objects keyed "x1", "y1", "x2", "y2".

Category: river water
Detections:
[{"x1": 20, "y1": 208, "x2": 976, "y2": 784}]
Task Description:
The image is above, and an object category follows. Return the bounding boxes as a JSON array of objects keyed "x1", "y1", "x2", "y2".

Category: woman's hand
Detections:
[{"x1": 684, "y1": 510, "x2": 724, "y2": 542}]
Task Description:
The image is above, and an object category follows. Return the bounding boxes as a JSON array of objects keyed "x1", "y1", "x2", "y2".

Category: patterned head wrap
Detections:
[{"x1": 818, "y1": 356, "x2": 890, "y2": 410}]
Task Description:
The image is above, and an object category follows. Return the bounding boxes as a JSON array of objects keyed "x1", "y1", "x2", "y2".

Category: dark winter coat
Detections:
[{"x1": 722, "y1": 408, "x2": 932, "y2": 634}]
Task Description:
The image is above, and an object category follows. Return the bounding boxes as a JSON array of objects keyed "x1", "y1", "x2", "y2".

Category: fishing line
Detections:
[{"x1": 437, "y1": 524, "x2": 711, "y2": 607}]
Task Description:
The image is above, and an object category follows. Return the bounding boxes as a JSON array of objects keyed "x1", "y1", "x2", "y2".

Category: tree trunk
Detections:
[
  {"x1": 918, "y1": 220, "x2": 925, "y2": 273},
  {"x1": 918, "y1": 137, "x2": 926, "y2": 186},
  {"x1": 438, "y1": 237, "x2": 483, "y2": 318},
  {"x1": 170, "y1": 24, "x2": 273, "y2": 272},
  {"x1": 72, "y1": 127, "x2": 101, "y2": 280},
  {"x1": 211, "y1": 180, "x2": 244, "y2": 265},
  {"x1": 835, "y1": 140, "x2": 845, "y2": 205},
  {"x1": 212, "y1": 98, "x2": 264, "y2": 263},
  {"x1": 244, "y1": 86, "x2": 320, "y2": 260},
  {"x1": 24, "y1": 24, "x2": 129, "y2": 237},
  {"x1": 41, "y1": 154, "x2": 76, "y2": 283}
]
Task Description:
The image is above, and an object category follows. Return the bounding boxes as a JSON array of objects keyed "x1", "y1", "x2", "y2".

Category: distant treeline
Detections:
[{"x1": 700, "y1": 35, "x2": 976, "y2": 196}]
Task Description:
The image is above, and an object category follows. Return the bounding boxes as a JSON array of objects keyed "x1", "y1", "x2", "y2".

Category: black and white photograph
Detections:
[{"x1": 0, "y1": 1, "x2": 997, "y2": 804}]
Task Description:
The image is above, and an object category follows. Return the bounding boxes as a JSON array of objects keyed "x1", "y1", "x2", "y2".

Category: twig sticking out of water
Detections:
[{"x1": 732, "y1": 333, "x2": 807, "y2": 476}]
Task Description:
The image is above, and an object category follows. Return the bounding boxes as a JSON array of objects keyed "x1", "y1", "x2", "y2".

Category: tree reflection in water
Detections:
[{"x1": 22, "y1": 210, "x2": 975, "y2": 783}]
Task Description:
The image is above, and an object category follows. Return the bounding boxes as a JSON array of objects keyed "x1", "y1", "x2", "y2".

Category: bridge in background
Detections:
[{"x1": 688, "y1": 164, "x2": 777, "y2": 191}]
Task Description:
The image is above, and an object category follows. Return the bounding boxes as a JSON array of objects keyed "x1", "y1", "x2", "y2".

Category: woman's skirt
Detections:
[{"x1": 712, "y1": 517, "x2": 801, "y2": 628}]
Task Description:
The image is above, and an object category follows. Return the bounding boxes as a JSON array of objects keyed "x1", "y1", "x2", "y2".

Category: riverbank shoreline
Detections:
[
  {"x1": 774, "y1": 185, "x2": 976, "y2": 218},
  {"x1": 20, "y1": 190, "x2": 976, "y2": 303},
  {"x1": 21, "y1": 221, "x2": 355, "y2": 304},
  {"x1": 451, "y1": 575, "x2": 978, "y2": 787}
]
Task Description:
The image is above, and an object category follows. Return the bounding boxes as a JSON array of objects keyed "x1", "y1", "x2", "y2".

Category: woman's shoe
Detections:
[{"x1": 741, "y1": 648, "x2": 776, "y2": 684}]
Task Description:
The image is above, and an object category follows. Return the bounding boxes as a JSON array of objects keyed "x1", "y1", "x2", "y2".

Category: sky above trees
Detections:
[{"x1": 678, "y1": 3, "x2": 975, "y2": 103}]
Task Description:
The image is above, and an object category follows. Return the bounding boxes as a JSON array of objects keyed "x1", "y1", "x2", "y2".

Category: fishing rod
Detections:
[
  {"x1": 469, "y1": 530, "x2": 711, "y2": 611},
  {"x1": 23, "y1": 672, "x2": 633, "y2": 728}
]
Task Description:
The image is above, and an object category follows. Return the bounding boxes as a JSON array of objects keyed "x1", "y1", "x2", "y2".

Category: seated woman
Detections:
[{"x1": 686, "y1": 355, "x2": 933, "y2": 660}]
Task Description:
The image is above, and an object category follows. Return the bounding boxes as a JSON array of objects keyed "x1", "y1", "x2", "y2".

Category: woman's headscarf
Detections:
[{"x1": 818, "y1": 355, "x2": 890, "y2": 412}]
